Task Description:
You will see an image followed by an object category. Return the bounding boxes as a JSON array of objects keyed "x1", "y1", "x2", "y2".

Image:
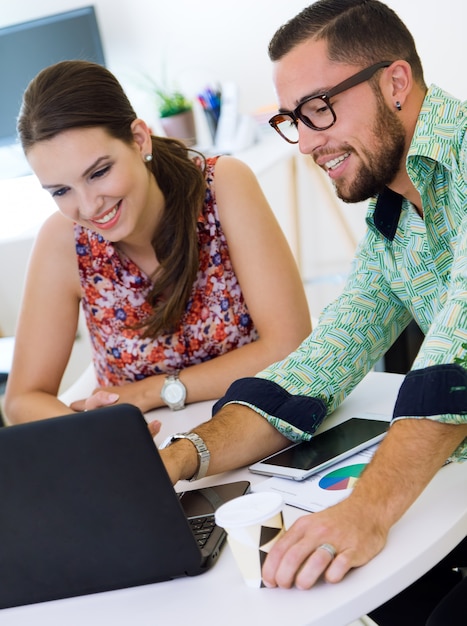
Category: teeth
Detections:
[
  {"x1": 325, "y1": 152, "x2": 350, "y2": 170},
  {"x1": 94, "y1": 204, "x2": 118, "y2": 224}
]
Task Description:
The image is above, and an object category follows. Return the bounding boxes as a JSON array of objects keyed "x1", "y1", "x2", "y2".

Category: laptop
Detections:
[{"x1": 0, "y1": 403, "x2": 250, "y2": 609}]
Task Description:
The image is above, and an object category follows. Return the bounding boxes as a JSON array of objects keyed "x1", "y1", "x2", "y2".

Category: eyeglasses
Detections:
[{"x1": 269, "y1": 61, "x2": 392, "y2": 144}]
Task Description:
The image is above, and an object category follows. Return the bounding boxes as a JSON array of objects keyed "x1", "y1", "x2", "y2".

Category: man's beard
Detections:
[{"x1": 333, "y1": 96, "x2": 406, "y2": 204}]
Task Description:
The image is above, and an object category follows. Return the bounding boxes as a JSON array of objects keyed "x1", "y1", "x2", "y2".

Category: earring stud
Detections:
[
  {"x1": 144, "y1": 153, "x2": 153, "y2": 162},
  {"x1": 395, "y1": 101, "x2": 402, "y2": 111}
]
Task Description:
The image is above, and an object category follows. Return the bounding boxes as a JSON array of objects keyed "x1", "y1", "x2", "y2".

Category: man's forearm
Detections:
[
  {"x1": 349, "y1": 417, "x2": 467, "y2": 531},
  {"x1": 160, "y1": 403, "x2": 289, "y2": 483}
]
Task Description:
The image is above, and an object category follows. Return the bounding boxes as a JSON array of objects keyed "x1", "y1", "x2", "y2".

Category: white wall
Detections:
[{"x1": 1, "y1": 0, "x2": 466, "y2": 130}]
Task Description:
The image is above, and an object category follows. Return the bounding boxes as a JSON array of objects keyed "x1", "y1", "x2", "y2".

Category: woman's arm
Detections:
[{"x1": 4, "y1": 212, "x2": 86, "y2": 422}]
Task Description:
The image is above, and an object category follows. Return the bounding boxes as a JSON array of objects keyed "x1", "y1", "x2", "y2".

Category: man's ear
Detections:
[{"x1": 384, "y1": 60, "x2": 412, "y2": 110}]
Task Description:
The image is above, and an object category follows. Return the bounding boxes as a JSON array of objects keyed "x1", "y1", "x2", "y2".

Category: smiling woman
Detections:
[{"x1": 3, "y1": 60, "x2": 311, "y2": 425}]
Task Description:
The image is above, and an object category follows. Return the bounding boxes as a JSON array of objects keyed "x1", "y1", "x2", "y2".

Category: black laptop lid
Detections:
[{"x1": 0, "y1": 404, "x2": 203, "y2": 609}]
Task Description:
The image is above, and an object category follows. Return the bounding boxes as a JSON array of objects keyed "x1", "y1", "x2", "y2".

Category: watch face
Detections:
[{"x1": 165, "y1": 381, "x2": 184, "y2": 404}]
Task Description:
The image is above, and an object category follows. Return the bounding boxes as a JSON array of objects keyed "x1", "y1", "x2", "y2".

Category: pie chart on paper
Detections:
[{"x1": 318, "y1": 463, "x2": 367, "y2": 491}]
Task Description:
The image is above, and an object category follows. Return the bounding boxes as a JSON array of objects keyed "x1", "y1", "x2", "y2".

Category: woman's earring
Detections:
[
  {"x1": 144, "y1": 153, "x2": 153, "y2": 162},
  {"x1": 395, "y1": 101, "x2": 402, "y2": 111}
]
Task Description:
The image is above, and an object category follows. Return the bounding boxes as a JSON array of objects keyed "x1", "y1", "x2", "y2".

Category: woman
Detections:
[{"x1": 4, "y1": 60, "x2": 310, "y2": 423}]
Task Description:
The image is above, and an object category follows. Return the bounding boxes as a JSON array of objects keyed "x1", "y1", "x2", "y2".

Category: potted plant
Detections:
[
  {"x1": 143, "y1": 75, "x2": 197, "y2": 147},
  {"x1": 156, "y1": 89, "x2": 192, "y2": 118}
]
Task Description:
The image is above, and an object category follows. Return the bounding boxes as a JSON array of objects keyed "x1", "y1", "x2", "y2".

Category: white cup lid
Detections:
[{"x1": 215, "y1": 492, "x2": 283, "y2": 528}]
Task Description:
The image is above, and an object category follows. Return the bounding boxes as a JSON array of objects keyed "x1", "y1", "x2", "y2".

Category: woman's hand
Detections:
[
  {"x1": 70, "y1": 390, "x2": 162, "y2": 444},
  {"x1": 69, "y1": 389, "x2": 120, "y2": 412},
  {"x1": 148, "y1": 420, "x2": 161, "y2": 438},
  {"x1": 70, "y1": 378, "x2": 158, "y2": 414}
]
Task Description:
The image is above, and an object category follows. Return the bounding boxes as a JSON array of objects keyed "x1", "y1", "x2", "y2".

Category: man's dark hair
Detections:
[{"x1": 268, "y1": 0, "x2": 425, "y2": 87}]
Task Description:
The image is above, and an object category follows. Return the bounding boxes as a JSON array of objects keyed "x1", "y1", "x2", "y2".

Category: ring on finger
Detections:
[{"x1": 317, "y1": 543, "x2": 337, "y2": 559}]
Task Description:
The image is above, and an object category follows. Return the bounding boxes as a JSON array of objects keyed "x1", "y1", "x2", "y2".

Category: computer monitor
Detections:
[{"x1": 0, "y1": 6, "x2": 106, "y2": 149}]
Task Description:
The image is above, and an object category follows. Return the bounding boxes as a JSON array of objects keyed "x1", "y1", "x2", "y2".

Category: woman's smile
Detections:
[{"x1": 89, "y1": 200, "x2": 122, "y2": 229}]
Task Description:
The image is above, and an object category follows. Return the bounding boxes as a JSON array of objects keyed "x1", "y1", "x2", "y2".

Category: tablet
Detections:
[{"x1": 249, "y1": 415, "x2": 390, "y2": 481}]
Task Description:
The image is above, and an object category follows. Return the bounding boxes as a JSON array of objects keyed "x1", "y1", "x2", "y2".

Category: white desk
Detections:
[{"x1": 2, "y1": 371, "x2": 467, "y2": 626}]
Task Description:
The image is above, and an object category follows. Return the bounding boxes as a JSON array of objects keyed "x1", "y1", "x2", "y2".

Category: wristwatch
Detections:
[
  {"x1": 160, "y1": 373, "x2": 186, "y2": 410},
  {"x1": 159, "y1": 432, "x2": 210, "y2": 481}
]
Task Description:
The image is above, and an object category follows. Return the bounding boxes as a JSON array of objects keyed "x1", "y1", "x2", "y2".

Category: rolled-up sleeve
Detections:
[{"x1": 393, "y1": 214, "x2": 467, "y2": 461}]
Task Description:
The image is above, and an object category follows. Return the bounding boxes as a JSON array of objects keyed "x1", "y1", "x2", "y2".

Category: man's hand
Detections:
[{"x1": 262, "y1": 495, "x2": 388, "y2": 589}]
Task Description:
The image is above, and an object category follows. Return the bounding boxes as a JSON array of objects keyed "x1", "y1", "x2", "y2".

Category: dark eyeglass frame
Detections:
[{"x1": 269, "y1": 61, "x2": 392, "y2": 143}]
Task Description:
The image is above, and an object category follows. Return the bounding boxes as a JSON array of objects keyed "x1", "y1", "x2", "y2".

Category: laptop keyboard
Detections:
[{"x1": 188, "y1": 515, "x2": 217, "y2": 548}]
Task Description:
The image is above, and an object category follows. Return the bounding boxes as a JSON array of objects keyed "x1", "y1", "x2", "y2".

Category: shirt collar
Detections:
[
  {"x1": 407, "y1": 84, "x2": 464, "y2": 171},
  {"x1": 371, "y1": 187, "x2": 404, "y2": 240},
  {"x1": 370, "y1": 85, "x2": 464, "y2": 240}
]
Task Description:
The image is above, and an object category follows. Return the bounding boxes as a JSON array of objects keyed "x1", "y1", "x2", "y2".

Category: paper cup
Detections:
[{"x1": 215, "y1": 491, "x2": 285, "y2": 588}]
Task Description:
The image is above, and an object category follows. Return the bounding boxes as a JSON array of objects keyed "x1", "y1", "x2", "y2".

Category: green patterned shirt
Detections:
[{"x1": 215, "y1": 85, "x2": 467, "y2": 462}]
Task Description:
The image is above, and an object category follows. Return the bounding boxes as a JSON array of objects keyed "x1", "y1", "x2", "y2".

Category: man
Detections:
[{"x1": 159, "y1": 0, "x2": 467, "y2": 605}]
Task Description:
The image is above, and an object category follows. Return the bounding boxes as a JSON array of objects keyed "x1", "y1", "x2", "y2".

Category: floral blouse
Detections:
[{"x1": 75, "y1": 157, "x2": 258, "y2": 386}]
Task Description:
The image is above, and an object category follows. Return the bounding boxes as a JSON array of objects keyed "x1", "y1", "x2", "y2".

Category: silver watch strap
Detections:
[{"x1": 159, "y1": 432, "x2": 210, "y2": 481}]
